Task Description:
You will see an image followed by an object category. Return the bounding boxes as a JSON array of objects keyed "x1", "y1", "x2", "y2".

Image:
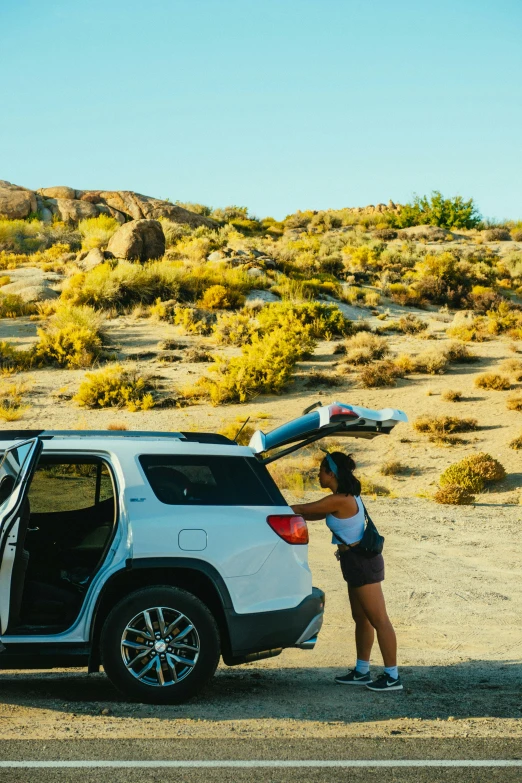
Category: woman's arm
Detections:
[{"x1": 291, "y1": 495, "x2": 343, "y2": 521}]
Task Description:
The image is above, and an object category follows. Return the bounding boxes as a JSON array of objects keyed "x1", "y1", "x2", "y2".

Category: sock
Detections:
[
  {"x1": 384, "y1": 666, "x2": 399, "y2": 680},
  {"x1": 355, "y1": 659, "x2": 370, "y2": 674}
]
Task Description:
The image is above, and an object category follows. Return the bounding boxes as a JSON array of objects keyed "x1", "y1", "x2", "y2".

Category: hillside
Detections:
[{"x1": 0, "y1": 185, "x2": 521, "y2": 507}]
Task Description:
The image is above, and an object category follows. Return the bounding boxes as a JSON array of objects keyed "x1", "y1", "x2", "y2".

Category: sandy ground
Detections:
[{"x1": 0, "y1": 497, "x2": 520, "y2": 741}]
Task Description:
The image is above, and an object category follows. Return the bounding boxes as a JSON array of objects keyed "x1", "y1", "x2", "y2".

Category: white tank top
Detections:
[{"x1": 326, "y1": 495, "x2": 365, "y2": 545}]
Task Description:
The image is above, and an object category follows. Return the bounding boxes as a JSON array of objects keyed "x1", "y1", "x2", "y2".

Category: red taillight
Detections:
[
  {"x1": 267, "y1": 514, "x2": 309, "y2": 545},
  {"x1": 329, "y1": 404, "x2": 358, "y2": 419}
]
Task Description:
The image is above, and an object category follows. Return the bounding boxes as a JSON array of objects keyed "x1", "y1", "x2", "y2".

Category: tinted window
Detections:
[
  {"x1": 139, "y1": 455, "x2": 284, "y2": 506},
  {"x1": 29, "y1": 460, "x2": 114, "y2": 514}
]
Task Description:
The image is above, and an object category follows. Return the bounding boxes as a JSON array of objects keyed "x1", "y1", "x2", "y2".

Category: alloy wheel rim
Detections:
[{"x1": 121, "y1": 606, "x2": 200, "y2": 687}]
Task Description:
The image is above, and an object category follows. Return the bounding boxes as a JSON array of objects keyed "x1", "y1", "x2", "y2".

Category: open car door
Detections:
[
  {"x1": 249, "y1": 402, "x2": 408, "y2": 463},
  {"x1": 0, "y1": 437, "x2": 43, "y2": 634}
]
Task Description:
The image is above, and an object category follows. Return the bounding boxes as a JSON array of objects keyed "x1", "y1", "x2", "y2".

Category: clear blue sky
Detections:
[{"x1": 1, "y1": 0, "x2": 521, "y2": 220}]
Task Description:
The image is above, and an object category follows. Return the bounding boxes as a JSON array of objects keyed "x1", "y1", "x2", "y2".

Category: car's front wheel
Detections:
[{"x1": 101, "y1": 585, "x2": 220, "y2": 704}]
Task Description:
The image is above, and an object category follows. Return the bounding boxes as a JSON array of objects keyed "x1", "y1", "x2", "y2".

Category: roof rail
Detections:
[{"x1": 0, "y1": 430, "x2": 236, "y2": 445}]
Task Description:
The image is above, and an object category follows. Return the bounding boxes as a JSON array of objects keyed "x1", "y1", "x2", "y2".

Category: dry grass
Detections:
[
  {"x1": 441, "y1": 389, "x2": 463, "y2": 402},
  {"x1": 434, "y1": 485, "x2": 475, "y2": 505},
  {"x1": 474, "y1": 373, "x2": 512, "y2": 391},
  {"x1": 359, "y1": 360, "x2": 401, "y2": 388},
  {"x1": 506, "y1": 394, "x2": 522, "y2": 411},
  {"x1": 413, "y1": 415, "x2": 478, "y2": 435},
  {"x1": 342, "y1": 332, "x2": 389, "y2": 365},
  {"x1": 499, "y1": 358, "x2": 522, "y2": 381},
  {"x1": 380, "y1": 460, "x2": 408, "y2": 476},
  {"x1": 509, "y1": 433, "x2": 522, "y2": 450}
]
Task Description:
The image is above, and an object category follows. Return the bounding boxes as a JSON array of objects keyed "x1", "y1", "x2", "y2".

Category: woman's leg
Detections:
[
  {"x1": 348, "y1": 584, "x2": 375, "y2": 661},
  {"x1": 352, "y1": 582, "x2": 397, "y2": 667}
]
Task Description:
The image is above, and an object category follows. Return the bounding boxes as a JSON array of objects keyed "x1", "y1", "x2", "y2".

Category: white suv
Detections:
[{"x1": 0, "y1": 402, "x2": 406, "y2": 703}]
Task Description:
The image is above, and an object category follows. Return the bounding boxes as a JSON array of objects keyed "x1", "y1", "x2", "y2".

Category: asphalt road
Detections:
[{"x1": 1, "y1": 738, "x2": 521, "y2": 783}]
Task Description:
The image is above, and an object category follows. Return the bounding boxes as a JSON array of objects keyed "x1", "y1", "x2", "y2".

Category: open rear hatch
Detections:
[{"x1": 249, "y1": 402, "x2": 408, "y2": 463}]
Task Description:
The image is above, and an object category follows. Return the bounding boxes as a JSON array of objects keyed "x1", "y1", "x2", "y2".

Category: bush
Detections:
[
  {"x1": 499, "y1": 358, "x2": 522, "y2": 381},
  {"x1": 0, "y1": 294, "x2": 37, "y2": 318},
  {"x1": 474, "y1": 373, "x2": 512, "y2": 391},
  {"x1": 0, "y1": 380, "x2": 31, "y2": 421},
  {"x1": 509, "y1": 433, "x2": 522, "y2": 450},
  {"x1": 484, "y1": 228, "x2": 511, "y2": 242},
  {"x1": 343, "y1": 332, "x2": 389, "y2": 365},
  {"x1": 182, "y1": 348, "x2": 213, "y2": 363},
  {"x1": 380, "y1": 460, "x2": 407, "y2": 476},
  {"x1": 74, "y1": 365, "x2": 156, "y2": 411},
  {"x1": 413, "y1": 349, "x2": 449, "y2": 375},
  {"x1": 213, "y1": 310, "x2": 257, "y2": 346},
  {"x1": 413, "y1": 415, "x2": 477, "y2": 435},
  {"x1": 34, "y1": 304, "x2": 107, "y2": 368},
  {"x1": 434, "y1": 485, "x2": 475, "y2": 505},
  {"x1": 391, "y1": 191, "x2": 481, "y2": 230},
  {"x1": 439, "y1": 452, "x2": 506, "y2": 492},
  {"x1": 507, "y1": 394, "x2": 522, "y2": 411},
  {"x1": 257, "y1": 301, "x2": 350, "y2": 339},
  {"x1": 359, "y1": 360, "x2": 400, "y2": 388},
  {"x1": 79, "y1": 215, "x2": 119, "y2": 250},
  {"x1": 173, "y1": 305, "x2": 215, "y2": 335},
  {"x1": 386, "y1": 314, "x2": 428, "y2": 334},
  {"x1": 192, "y1": 318, "x2": 315, "y2": 404},
  {"x1": 393, "y1": 354, "x2": 415, "y2": 374},
  {"x1": 372, "y1": 228, "x2": 398, "y2": 241},
  {"x1": 304, "y1": 371, "x2": 341, "y2": 388},
  {"x1": 217, "y1": 419, "x2": 256, "y2": 446},
  {"x1": 200, "y1": 284, "x2": 244, "y2": 310},
  {"x1": 442, "y1": 389, "x2": 463, "y2": 402},
  {"x1": 445, "y1": 342, "x2": 478, "y2": 363}
]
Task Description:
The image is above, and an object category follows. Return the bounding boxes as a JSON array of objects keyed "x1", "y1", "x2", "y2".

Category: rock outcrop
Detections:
[
  {"x1": 107, "y1": 219, "x2": 166, "y2": 262},
  {"x1": 0, "y1": 181, "x2": 37, "y2": 219},
  {"x1": 0, "y1": 180, "x2": 217, "y2": 229}
]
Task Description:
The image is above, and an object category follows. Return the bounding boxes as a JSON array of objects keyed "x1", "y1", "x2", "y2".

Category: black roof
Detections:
[{"x1": 0, "y1": 430, "x2": 236, "y2": 445}]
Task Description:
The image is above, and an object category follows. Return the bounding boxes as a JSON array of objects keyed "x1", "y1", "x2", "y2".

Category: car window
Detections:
[
  {"x1": 28, "y1": 460, "x2": 114, "y2": 514},
  {"x1": 139, "y1": 455, "x2": 284, "y2": 506}
]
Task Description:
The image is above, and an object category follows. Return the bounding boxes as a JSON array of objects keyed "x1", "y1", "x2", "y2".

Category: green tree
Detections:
[{"x1": 393, "y1": 191, "x2": 481, "y2": 229}]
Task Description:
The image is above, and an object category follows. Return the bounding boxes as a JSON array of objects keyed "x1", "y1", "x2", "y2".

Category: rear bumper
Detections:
[{"x1": 223, "y1": 587, "x2": 325, "y2": 665}]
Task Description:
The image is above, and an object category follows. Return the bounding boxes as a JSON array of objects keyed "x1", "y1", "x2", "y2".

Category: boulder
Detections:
[
  {"x1": 81, "y1": 247, "x2": 107, "y2": 270},
  {"x1": 207, "y1": 250, "x2": 224, "y2": 262},
  {"x1": 0, "y1": 182, "x2": 37, "y2": 219},
  {"x1": 38, "y1": 186, "x2": 76, "y2": 200},
  {"x1": 106, "y1": 219, "x2": 165, "y2": 262},
  {"x1": 47, "y1": 198, "x2": 99, "y2": 223},
  {"x1": 247, "y1": 267, "x2": 264, "y2": 278},
  {"x1": 1, "y1": 281, "x2": 59, "y2": 302}
]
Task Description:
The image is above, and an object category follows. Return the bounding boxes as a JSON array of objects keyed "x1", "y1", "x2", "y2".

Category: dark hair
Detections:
[{"x1": 324, "y1": 451, "x2": 361, "y2": 496}]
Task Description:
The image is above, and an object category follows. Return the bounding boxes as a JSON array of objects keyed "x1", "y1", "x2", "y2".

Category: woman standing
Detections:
[{"x1": 291, "y1": 451, "x2": 402, "y2": 691}]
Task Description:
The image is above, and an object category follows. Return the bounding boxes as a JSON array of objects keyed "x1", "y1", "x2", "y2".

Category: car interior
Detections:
[{"x1": 8, "y1": 456, "x2": 117, "y2": 634}]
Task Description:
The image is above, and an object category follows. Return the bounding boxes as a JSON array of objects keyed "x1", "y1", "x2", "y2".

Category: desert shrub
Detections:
[
  {"x1": 512, "y1": 230, "x2": 522, "y2": 242},
  {"x1": 380, "y1": 460, "x2": 407, "y2": 476},
  {"x1": 385, "y1": 314, "x2": 428, "y2": 334},
  {"x1": 257, "y1": 301, "x2": 349, "y2": 338},
  {"x1": 343, "y1": 332, "x2": 389, "y2": 365},
  {"x1": 304, "y1": 371, "x2": 341, "y2": 388},
  {"x1": 342, "y1": 285, "x2": 367, "y2": 305},
  {"x1": 34, "y1": 304, "x2": 107, "y2": 368},
  {"x1": 393, "y1": 354, "x2": 415, "y2": 374},
  {"x1": 173, "y1": 305, "x2": 215, "y2": 335},
  {"x1": 413, "y1": 415, "x2": 477, "y2": 435},
  {"x1": 445, "y1": 342, "x2": 478, "y2": 363},
  {"x1": 474, "y1": 373, "x2": 512, "y2": 391},
  {"x1": 509, "y1": 433, "x2": 522, "y2": 450},
  {"x1": 192, "y1": 321, "x2": 314, "y2": 404},
  {"x1": 182, "y1": 348, "x2": 213, "y2": 363},
  {"x1": 79, "y1": 214, "x2": 119, "y2": 250},
  {"x1": 372, "y1": 228, "x2": 398, "y2": 241},
  {"x1": 385, "y1": 282, "x2": 422, "y2": 307},
  {"x1": 107, "y1": 422, "x2": 128, "y2": 431},
  {"x1": 434, "y1": 485, "x2": 475, "y2": 505},
  {"x1": 200, "y1": 284, "x2": 244, "y2": 310},
  {"x1": 484, "y1": 228, "x2": 511, "y2": 242},
  {"x1": 391, "y1": 192, "x2": 480, "y2": 230},
  {"x1": 74, "y1": 365, "x2": 156, "y2": 411},
  {"x1": 364, "y1": 291, "x2": 381, "y2": 307},
  {"x1": 217, "y1": 419, "x2": 256, "y2": 446},
  {"x1": 0, "y1": 340, "x2": 30, "y2": 372},
  {"x1": 507, "y1": 393, "x2": 522, "y2": 411},
  {"x1": 359, "y1": 360, "x2": 400, "y2": 388},
  {"x1": 213, "y1": 310, "x2": 258, "y2": 346},
  {"x1": 0, "y1": 294, "x2": 37, "y2": 318},
  {"x1": 499, "y1": 358, "x2": 522, "y2": 381},
  {"x1": 446, "y1": 321, "x2": 488, "y2": 342},
  {"x1": 0, "y1": 380, "x2": 31, "y2": 421},
  {"x1": 0, "y1": 218, "x2": 46, "y2": 253},
  {"x1": 439, "y1": 452, "x2": 505, "y2": 492},
  {"x1": 442, "y1": 389, "x2": 463, "y2": 402},
  {"x1": 0, "y1": 276, "x2": 10, "y2": 286},
  {"x1": 413, "y1": 349, "x2": 449, "y2": 375}
]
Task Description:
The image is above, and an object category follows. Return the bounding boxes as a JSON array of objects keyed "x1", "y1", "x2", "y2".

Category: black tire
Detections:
[{"x1": 100, "y1": 585, "x2": 220, "y2": 704}]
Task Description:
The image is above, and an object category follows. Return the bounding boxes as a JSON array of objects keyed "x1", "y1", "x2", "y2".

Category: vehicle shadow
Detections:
[{"x1": 0, "y1": 660, "x2": 520, "y2": 723}]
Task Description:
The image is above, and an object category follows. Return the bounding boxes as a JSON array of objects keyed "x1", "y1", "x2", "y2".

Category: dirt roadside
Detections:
[{"x1": 0, "y1": 498, "x2": 520, "y2": 740}]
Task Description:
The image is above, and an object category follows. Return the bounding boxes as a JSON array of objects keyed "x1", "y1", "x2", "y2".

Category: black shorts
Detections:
[{"x1": 339, "y1": 546, "x2": 385, "y2": 588}]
